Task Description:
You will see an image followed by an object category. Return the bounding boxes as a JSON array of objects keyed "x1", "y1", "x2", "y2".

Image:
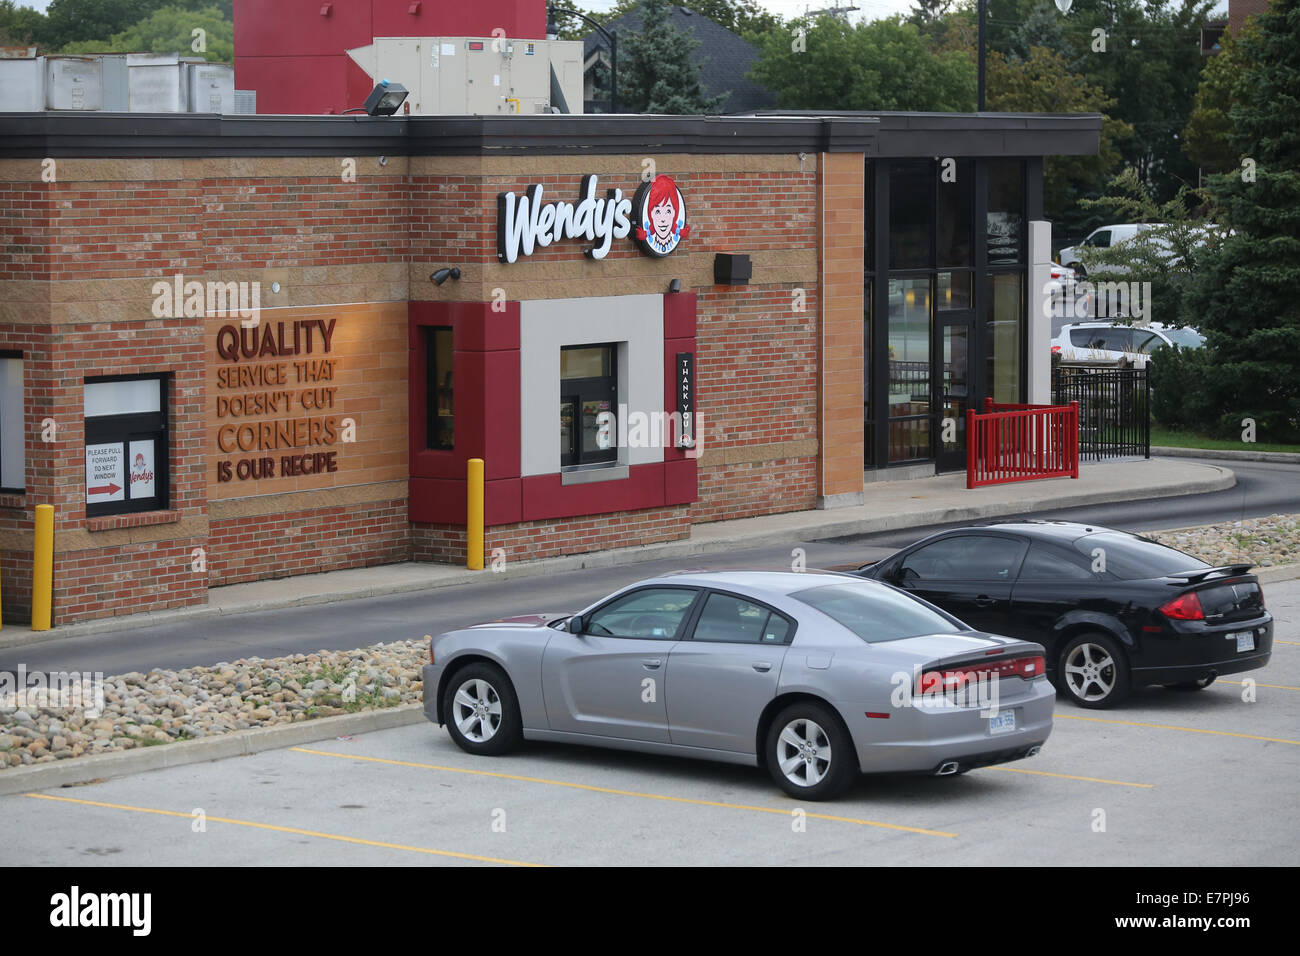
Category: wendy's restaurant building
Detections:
[{"x1": 0, "y1": 110, "x2": 1099, "y2": 627}]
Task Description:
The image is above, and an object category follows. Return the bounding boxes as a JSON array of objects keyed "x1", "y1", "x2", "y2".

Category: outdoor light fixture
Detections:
[
  {"x1": 431, "y1": 267, "x2": 462, "y2": 285},
  {"x1": 362, "y1": 80, "x2": 408, "y2": 116},
  {"x1": 668, "y1": 278, "x2": 681, "y2": 293}
]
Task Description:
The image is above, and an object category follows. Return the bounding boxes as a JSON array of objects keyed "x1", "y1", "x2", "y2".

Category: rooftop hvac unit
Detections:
[
  {"x1": 187, "y1": 62, "x2": 235, "y2": 113},
  {"x1": 46, "y1": 56, "x2": 102, "y2": 110},
  {"x1": 0, "y1": 57, "x2": 43, "y2": 111},
  {"x1": 127, "y1": 53, "x2": 188, "y2": 112}
]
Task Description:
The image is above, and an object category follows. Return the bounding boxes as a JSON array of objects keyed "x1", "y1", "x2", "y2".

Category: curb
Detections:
[
  {"x1": 1, "y1": 464, "x2": 1237, "y2": 649},
  {"x1": 0, "y1": 703, "x2": 426, "y2": 797},
  {"x1": 1152, "y1": 446, "x2": 1300, "y2": 464}
]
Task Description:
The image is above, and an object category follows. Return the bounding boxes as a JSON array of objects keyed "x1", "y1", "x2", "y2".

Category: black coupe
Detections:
[{"x1": 853, "y1": 521, "x2": 1273, "y2": 708}]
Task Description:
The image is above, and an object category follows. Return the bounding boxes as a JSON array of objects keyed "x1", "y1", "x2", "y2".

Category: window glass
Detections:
[
  {"x1": 937, "y1": 159, "x2": 972, "y2": 267},
  {"x1": 585, "y1": 587, "x2": 697, "y2": 639},
  {"x1": 692, "y1": 593, "x2": 788, "y2": 645},
  {"x1": 888, "y1": 277, "x2": 931, "y2": 462},
  {"x1": 0, "y1": 355, "x2": 23, "y2": 491},
  {"x1": 1018, "y1": 543, "x2": 1094, "y2": 581},
  {"x1": 1072, "y1": 533, "x2": 1209, "y2": 580},
  {"x1": 560, "y1": 343, "x2": 617, "y2": 466},
  {"x1": 426, "y1": 327, "x2": 453, "y2": 450},
  {"x1": 863, "y1": 278, "x2": 875, "y2": 469},
  {"x1": 986, "y1": 160, "x2": 1024, "y2": 264},
  {"x1": 793, "y1": 583, "x2": 962, "y2": 643},
  {"x1": 987, "y1": 273, "x2": 1022, "y2": 403},
  {"x1": 900, "y1": 535, "x2": 1025, "y2": 581},
  {"x1": 1087, "y1": 230, "x2": 1112, "y2": 248},
  {"x1": 937, "y1": 271, "x2": 972, "y2": 310},
  {"x1": 84, "y1": 375, "x2": 168, "y2": 516},
  {"x1": 1131, "y1": 330, "x2": 1161, "y2": 354},
  {"x1": 890, "y1": 161, "x2": 932, "y2": 270},
  {"x1": 1161, "y1": 328, "x2": 1205, "y2": 349}
]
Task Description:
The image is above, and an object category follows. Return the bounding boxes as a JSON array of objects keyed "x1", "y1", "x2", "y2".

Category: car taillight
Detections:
[
  {"x1": 1160, "y1": 592, "x2": 1205, "y2": 621},
  {"x1": 1051, "y1": 345, "x2": 1061, "y2": 353},
  {"x1": 429, "y1": 638, "x2": 435, "y2": 664},
  {"x1": 919, "y1": 654, "x2": 1046, "y2": 692}
]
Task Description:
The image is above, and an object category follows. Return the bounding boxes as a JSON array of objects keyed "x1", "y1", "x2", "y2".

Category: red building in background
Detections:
[{"x1": 233, "y1": 0, "x2": 547, "y2": 114}]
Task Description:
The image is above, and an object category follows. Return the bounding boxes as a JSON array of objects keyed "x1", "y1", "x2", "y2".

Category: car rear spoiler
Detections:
[{"x1": 1166, "y1": 563, "x2": 1254, "y2": 584}]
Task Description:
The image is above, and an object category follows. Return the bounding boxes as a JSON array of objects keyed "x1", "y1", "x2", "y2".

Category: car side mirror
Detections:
[{"x1": 568, "y1": 616, "x2": 584, "y2": 634}]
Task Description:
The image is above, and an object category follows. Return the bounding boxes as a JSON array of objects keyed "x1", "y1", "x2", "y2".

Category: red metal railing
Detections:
[{"x1": 966, "y1": 398, "x2": 1079, "y2": 489}]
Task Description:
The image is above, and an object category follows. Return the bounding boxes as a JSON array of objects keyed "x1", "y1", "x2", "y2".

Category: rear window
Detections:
[
  {"x1": 1072, "y1": 532, "x2": 1210, "y2": 580},
  {"x1": 791, "y1": 583, "x2": 962, "y2": 643},
  {"x1": 1161, "y1": 328, "x2": 1205, "y2": 349}
]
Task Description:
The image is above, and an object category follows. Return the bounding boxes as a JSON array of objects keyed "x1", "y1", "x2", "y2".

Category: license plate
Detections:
[
  {"x1": 1229, "y1": 631, "x2": 1255, "y2": 653},
  {"x1": 988, "y1": 711, "x2": 1016, "y2": 735}
]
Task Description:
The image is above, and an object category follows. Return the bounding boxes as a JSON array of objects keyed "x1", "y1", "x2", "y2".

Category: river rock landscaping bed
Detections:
[
  {"x1": 0, "y1": 642, "x2": 426, "y2": 769},
  {"x1": 1146, "y1": 513, "x2": 1300, "y2": 570}
]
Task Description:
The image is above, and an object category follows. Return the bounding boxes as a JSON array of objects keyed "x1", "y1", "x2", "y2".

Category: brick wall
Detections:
[{"x1": 412, "y1": 504, "x2": 690, "y2": 565}]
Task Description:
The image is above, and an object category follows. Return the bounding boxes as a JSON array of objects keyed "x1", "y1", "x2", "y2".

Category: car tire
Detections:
[
  {"x1": 765, "y1": 702, "x2": 857, "y2": 801},
  {"x1": 1073, "y1": 263, "x2": 1087, "y2": 278},
  {"x1": 1165, "y1": 676, "x2": 1216, "y2": 691},
  {"x1": 442, "y1": 662, "x2": 524, "y2": 756},
  {"x1": 1057, "y1": 632, "x2": 1130, "y2": 709}
]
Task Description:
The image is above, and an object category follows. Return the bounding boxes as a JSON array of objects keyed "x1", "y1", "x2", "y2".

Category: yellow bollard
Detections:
[
  {"x1": 32, "y1": 503, "x2": 54, "y2": 631},
  {"x1": 467, "y1": 458, "x2": 484, "y2": 571}
]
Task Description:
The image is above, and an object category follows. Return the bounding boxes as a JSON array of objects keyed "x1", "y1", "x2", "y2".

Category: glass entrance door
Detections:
[{"x1": 936, "y1": 313, "x2": 973, "y2": 472}]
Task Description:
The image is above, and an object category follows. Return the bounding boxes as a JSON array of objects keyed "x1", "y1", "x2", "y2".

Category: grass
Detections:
[{"x1": 1150, "y1": 426, "x2": 1300, "y2": 454}]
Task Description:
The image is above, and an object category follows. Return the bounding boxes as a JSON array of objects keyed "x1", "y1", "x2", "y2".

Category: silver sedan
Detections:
[{"x1": 421, "y1": 570, "x2": 1054, "y2": 799}]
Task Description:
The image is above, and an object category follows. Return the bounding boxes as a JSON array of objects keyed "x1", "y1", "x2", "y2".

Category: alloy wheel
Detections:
[
  {"x1": 452, "y1": 678, "x2": 502, "y2": 743},
  {"x1": 776, "y1": 717, "x2": 833, "y2": 788},
  {"x1": 1064, "y1": 642, "x2": 1116, "y2": 702}
]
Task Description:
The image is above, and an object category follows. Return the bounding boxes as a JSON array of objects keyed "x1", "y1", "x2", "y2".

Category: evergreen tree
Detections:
[
  {"x1": 618, "y1": 0, "x2": 725, "y2": 114},
  {"x1": 1183, "y1": 0, "x2": 1300, "y2": 441}
]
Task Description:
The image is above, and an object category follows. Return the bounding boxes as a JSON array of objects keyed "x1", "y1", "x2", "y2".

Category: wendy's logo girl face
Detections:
[{"x1": 633, "y1": 175, "x2": 689, "y2": 257}]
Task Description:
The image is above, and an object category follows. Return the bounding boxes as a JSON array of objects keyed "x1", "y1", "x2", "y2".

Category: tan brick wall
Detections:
[{"x1": 817, "y1": 153, "x2": 865, "y2": 502}]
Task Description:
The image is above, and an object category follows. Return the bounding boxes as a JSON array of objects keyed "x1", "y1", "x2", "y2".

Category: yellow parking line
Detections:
[
  {"x1": 24, "y1": 793, "x2": 544, "y2": 867},
  {"x1": 1057, "y1": 714, "x2": 1300, "y2": 745},
  {"x1": 290, "y1": 747, "x2": 958, "y2": 838},
  {"x1": 986, "y1": 766, "x2": 1153, "y2": 788},
  {"x1": 1271, "y1": 640, "x2": 1299, "y2": 646},
  {"x1": 1220, "y1": 679, "x2": 1300, "y2": 691}
]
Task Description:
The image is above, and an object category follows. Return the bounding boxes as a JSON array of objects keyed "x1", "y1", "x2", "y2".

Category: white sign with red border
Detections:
[{"x1": 85, "y1": 443, "x2": 125, "y2": 503}]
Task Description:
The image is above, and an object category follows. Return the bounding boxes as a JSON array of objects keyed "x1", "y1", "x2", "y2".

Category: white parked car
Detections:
[
  {"x1": 1051, "y1": 321, "x2": 1205, "y2": 368},
  {"x1": 1058, "y1": 224, "x2": 1167, "y2": 277}
]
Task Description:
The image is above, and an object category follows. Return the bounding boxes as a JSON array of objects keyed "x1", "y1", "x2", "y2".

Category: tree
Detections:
[
  {"x1": 750, "y1": 15, "x2": 976, "y2": 112},
  {"x1": 986, "y1": 46, "x2": 1131, "y2": 229},
  {"x1": 1181, "y1": 0, "x2": 1300, "y2": 442},
  {"x1": 0, "y1": 1, "x2": 45, "y2": 45},
  {"x1": 907, "y1": 0, "x2": 953, "y2": 46},
  {"x1": 1182, "y1": 24, "x2": 1256, "y2": 175},
  {"x1": 61, "y1": 4, "x2": 232, "y2": 60},
  {"x1": 23, "y1": 0, "x2": 231, "y2": 50},
  {"x1": 618, "y1": 0, "x2": 725, "y2": 114}
]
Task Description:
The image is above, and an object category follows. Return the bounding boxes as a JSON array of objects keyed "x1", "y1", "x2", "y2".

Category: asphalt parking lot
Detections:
[{"x1": 3, "y1": 578, "x2": 1296, "y2": 867}]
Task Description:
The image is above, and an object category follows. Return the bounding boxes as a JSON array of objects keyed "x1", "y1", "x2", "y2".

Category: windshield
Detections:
[
  {"x1": 1073, "y1": 532, "x2": 1210, "y2": 579},
  {"x1": 1161, "y1": 328, "x2": 1205, "y2": 349},
  {"x1": 792, "y1": 583, "x2": 962, "y2": 643}
]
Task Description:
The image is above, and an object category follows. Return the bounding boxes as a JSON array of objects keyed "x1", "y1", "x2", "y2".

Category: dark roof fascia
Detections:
[{"x1": 0, "y1": 112, "x2": 880, "y2": 157}]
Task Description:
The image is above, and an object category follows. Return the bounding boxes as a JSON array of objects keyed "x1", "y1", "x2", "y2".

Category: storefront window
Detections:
[
  {"x1": 0, "y1": 352, "x2": 23, "y2": 493},
  {"x1": 937, "y1": 158, "x2": 972, "y2": 267},
  {"x1": 937, "y1": 271, "x2": 972, "y2": 311},
  {"x1": 888, "y1": 277, "x2": 931, "y2": 462},
  {"x1": 889, "y1": 161, "x2": 932, "y2": 270},
  {"x1": 987, "y1": 273, "x2": 1023, "y2": 404},
  {"x1": 987, "y1": 159, "x2": 1024, "y2": 266},
  {"x1": 426, "y1": 327, "x2": 453, "y2": 450},
  {"x1": 83, "y1": 374, "x2": 168, "y2": 517},
  {"x1": 561, "y1": 343, "x2": 618, "y2": 467}
]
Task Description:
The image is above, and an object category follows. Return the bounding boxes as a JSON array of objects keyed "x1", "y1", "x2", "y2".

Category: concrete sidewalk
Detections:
[{"x1": 0, "y1": 457, "x2": 1234, "y2": 649}]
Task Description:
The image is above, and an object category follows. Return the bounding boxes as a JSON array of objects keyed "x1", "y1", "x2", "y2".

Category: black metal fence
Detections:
[{"x1": 1052, "y1": 366, "x2": 1150, "y2": 461}]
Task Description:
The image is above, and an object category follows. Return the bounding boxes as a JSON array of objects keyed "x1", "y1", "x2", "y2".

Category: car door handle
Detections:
[
  {"x1": 640, "y1": 659, "x2": 662, "y2": 670},
  {"x1": 752, "y1": 661, "x2": 772, "y2": 672},
  {"x1": 973, "y1": 595, "x2": 997, "y2": 607}
]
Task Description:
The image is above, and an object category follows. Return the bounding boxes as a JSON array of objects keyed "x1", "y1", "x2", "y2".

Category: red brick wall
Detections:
[
  {"x1": 209, "y1": 497, "x2": 409, "y2": 586},
  {"x1": 54, "y1": 537, "x2": 206, "y2": 621},
  {"x1": 412, "y1": 504, "x2": 690, "y2": 565}
]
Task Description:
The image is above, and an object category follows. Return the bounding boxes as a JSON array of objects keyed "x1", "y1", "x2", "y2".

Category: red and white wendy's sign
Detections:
[{"x1": 497, "y1": 174, "x2": 688, "y2": 263}]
